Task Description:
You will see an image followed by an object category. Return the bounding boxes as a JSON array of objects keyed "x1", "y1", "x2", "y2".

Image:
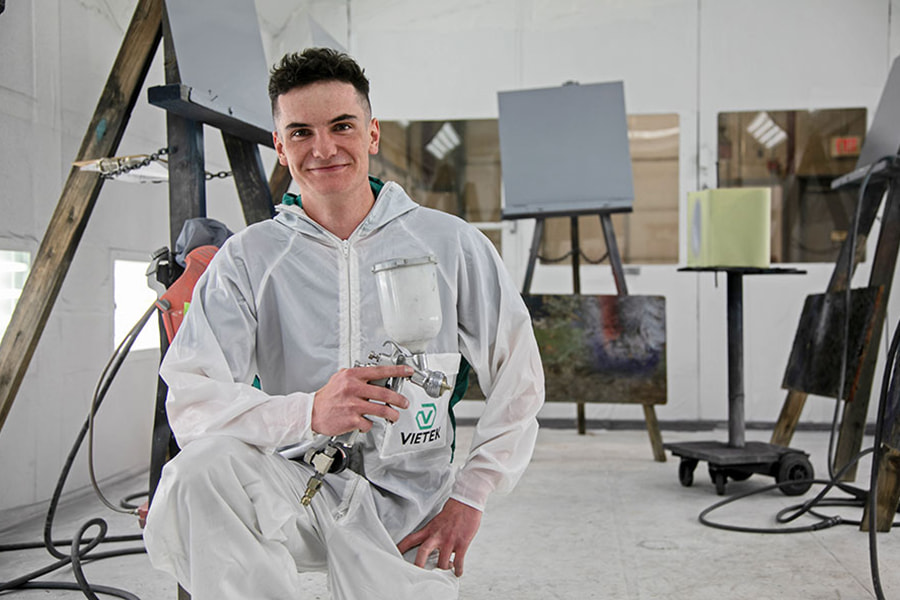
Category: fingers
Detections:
[
  {"x1": 397, "y1": 527, "x2": 468, "y2": 577},
  {"x1": 396, "y1": 499, "x2": 481, "y2": 577},
  {"x1": 397, "y1": 528, "x2": 426, "y2": 556},
  {"x1": 415, "y1": 542, "x2": 437, "y2": 569},
  {"x1": 452, "y1": 550, "x2": 465, "y2": 577},
  {"x1": 349, "y1": 397, "x2": 401, "y2": 425},
  {"x1": 311, "y1": 366, "x2": 411, "y2": 436},
  {"x1": 350, "y1": 365, "x2": 412, "y2": 409},
  {"x1": 413, "y1": 540, "x2": 466, "y2": 577},
  {"x1": 352, "y1": 363, "x2": 414, "y2": 383},
  {"x1": 360, "y1": 381, "x2": 410, "y2": 410}
]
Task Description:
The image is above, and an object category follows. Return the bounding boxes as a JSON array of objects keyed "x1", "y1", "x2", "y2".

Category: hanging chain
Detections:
[
  {"x1": 99, "y1": 147, "x2": 169, "y2": 180},
  {"x1": 98, "y1": 146, "x2": 233, "y2": 181}
]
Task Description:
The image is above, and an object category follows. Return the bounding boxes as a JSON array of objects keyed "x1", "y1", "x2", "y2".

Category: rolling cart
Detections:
[{"x1": 665, "y1": 267, "x2": 813, "y2": 496}]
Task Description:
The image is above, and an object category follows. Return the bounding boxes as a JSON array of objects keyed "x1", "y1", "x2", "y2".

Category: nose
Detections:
[{"x1": 311, "y1": 133, "x2": 337, "y2": 159}]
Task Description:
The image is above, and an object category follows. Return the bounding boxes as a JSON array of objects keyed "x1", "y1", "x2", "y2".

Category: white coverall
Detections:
[{"x1": 143, "y1": 180, "x2": 545, "y2": 599}]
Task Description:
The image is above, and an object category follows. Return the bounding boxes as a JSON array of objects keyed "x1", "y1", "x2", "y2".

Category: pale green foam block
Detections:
[{"x1": 686, "y1": 187, "x2": 771, "y2": 268}]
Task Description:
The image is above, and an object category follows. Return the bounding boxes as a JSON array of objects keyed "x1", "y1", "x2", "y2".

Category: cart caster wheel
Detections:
[
  {"x1": 709, "y1": 466, "x2": 727, "y2": 495},
  {"x1": 726, "y1": 468, "x2": 752, "y2": 482},
  {"x1": 678, "y1": 458, "x2": 698, "y2": 487},
  {"x1": 776, "y1": 453, "x2": 814, "y2": 496}
]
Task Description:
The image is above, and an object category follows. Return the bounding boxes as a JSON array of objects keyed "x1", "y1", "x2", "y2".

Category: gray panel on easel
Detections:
[
  {"x1": 165, "y1": 0, "x2": 272, "y2": 132},
  {"x1": 497, "y1": 81, "x2": 635, "y2": 219}
]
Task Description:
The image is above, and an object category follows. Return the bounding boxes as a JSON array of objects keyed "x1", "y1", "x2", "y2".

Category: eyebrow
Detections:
[{"x1": 284, "y1": 114, "x2": 359, "y2": 130}]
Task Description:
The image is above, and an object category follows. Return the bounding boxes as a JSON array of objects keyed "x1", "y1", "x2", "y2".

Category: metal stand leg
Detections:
[
  {"x1": 726, "y1": 272, "x2": 745, "y2": 448},
  {"x1": 522, "y1": 218, "x2": 545, "y2": 295},
  {"x1": 570, "y1": 217, "x2": 586, "y2": 433}
]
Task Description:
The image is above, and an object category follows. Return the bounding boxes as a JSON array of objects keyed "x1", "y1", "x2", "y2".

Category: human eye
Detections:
[
  {"x1": 333, "y1": 122, "x2": 353, "y2": 132},
  {"x1": 290, "y1": 128, "x2": 312, "y2": 138}
]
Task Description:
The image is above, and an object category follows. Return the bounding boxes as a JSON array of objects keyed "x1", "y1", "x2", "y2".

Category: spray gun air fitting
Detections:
[
  {"x1": 364, "y1": 342, "x2": 452, "y2": 398},
  {"x1": 300, "y1": 256, "x2": 448, "y2": 507}
]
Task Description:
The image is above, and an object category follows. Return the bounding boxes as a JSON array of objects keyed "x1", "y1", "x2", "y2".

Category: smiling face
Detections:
[{"x1": 272, "y1": 80, "x2": 380, "y2": 208}]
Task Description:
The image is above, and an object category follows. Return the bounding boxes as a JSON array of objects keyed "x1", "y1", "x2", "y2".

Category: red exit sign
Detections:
[{"x1": 831, "y1": 136, "x2": 861, "y2": 157}]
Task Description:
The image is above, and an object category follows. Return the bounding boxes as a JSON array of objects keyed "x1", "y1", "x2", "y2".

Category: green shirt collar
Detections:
[{"x1": 281, "y1": 176, "x2": 385, "y2": 208}]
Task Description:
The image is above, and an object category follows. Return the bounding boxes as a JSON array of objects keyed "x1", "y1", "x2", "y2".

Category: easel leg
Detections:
[
  {"x1": 770, "y1": 390, "x2": 808, "y2": 447},
  {"x1": 861, "y1": 445, "x2": 900, "y2": 532},
  {"x1": 522, "y1": 218, "x2": 544, "y2": 295},
  {"x1": 836, "y1": 185, "x2": 900, "y2": 480},
  {"x1": 570, "y1": 217, "x2": 586, "y2": 434},
  {"x1": 601, "y1": 214, "x2": 666, "y2": 456},
  {"x1": 642, "y1": 404, "x2": 666, "y2": 462},
  {"x1": 570, "y1": 216, "x2": 581, "y2": 294},
  {"x1": 269, "y1": 163, "x2": 292, "y2": 201},
  {"x1": 600, "y1": 214, "x2": 628, "y2": 295},
  {"x1": 165, "y1": 113, "x2": 206, "y2": 248},
  {"x1": 223, "y1": 131, "x2": 275, "y2": 225}
]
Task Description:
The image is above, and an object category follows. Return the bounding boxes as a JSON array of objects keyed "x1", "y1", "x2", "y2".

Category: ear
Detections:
[
  {"x1": 273, "y1": 130, "x2": 288, "y2": 166},
  {"x1": 368, "y1": 118, "x2": 380, "y2": 155}
]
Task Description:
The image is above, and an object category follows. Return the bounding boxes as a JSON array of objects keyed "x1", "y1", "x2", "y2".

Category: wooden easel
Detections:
[
  {"x1": 522, "y1": 212, "x2": 666, "y2": 462},
  {"x1": 770, "y1": 166, "x2": 900, "y2": 529},
  {"x1": 0, "y1": 3, "x2": 288, "y2": 598},
  {"x1": 0, "y1": 0, "x2": 289, "y2": 460},
  {"x1": 771, "y1": 174, "x2": 900, "y2": 473}
]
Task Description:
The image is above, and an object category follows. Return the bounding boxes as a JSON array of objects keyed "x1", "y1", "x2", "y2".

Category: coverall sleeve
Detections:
[
  {"x1": 450, "y1": 231, "x2": 545, "y2": 511},
  {"x1": 159, "y1": 241, "x2": 314, "y2": 452}
]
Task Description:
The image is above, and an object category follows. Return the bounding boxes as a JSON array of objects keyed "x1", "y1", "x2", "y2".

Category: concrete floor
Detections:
[{"x1": 2, "y1": 425, "x2": 900, "y2": 599}]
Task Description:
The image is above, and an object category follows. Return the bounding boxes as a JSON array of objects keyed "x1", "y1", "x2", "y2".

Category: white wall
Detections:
[
  {"x1": 0, "y1": 0, "x2": 255, "y2": 516},
  {"x1": 352, "y1": 0, "x2": 900, "y2": 425},
  {"x1": 1, "y1": 0, "x2": 899, "y2": 513}
]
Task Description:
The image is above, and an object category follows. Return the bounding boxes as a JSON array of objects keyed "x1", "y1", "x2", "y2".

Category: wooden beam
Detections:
[
  {"x1": 835, "y1": 182, "x2": 900, "y2": 479},
  {"x1": 643, "y1": 404, "x2": 666, "y2": 462},
  {"x1": 0, "y1": 0, "x2": 163, "y2": 433},
  {"x1": 269, "y1": 162, "x2": 292, "y2": 202},
  {"x1": 222, "y1": 132, "x2": 275, "y2": 225},
  {"x1": 770, "y1": 389, "x2": 808, "y2": 446},
  {"x1": 861, "y1": 445, "x2": 900, "y2": 532},
  {"x1": 166, "y1": 114, "x2": 206, "y2": 249},
  {"x1": 149, "y1": 83, "x2": 273, "y2": 147}
]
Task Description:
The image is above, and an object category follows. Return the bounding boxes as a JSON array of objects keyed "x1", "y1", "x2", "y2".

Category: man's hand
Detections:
[
  {"x1": 397, "y1": 498, "x2": 482, "y2": 577},
  {"x1": 311, "y1": 365, "x2": 413, "y2": 436}
]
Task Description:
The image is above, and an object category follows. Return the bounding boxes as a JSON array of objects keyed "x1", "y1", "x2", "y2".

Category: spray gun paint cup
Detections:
[{"x1": 372, "y1": 256, "x2": 442, "y2": 354}]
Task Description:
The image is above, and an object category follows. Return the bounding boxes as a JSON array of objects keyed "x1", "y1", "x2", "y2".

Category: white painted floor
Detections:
[{"x1": 2, "y1": 426, "x2": 900, "y2": 599}]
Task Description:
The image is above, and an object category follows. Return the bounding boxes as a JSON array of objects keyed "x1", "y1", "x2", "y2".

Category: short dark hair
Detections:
[{"x1": 268, "y1": 47, "x2": 371, "y2": 116}]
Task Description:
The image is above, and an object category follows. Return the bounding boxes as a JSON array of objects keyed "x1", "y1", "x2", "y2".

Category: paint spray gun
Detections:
[{"x1": 300, "y1": 256, "x2": 450, "y2": 506}]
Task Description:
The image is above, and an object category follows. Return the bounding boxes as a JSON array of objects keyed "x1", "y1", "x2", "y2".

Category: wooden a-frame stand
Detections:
[
  {"x1": 0, "y1": 0, "x2": 290, "y2": 489},
  {"x1": 522, "y1": 212, "x2": 666, "y2": 462},
  {"x1": 770, "y1": 167, "x2": 900, "y2": 530},
  {"x1": 0, "y1": 3, "x2": 289, "y2": 597}
]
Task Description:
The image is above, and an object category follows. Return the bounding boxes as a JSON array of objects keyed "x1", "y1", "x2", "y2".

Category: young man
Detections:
[{"x1": 144, "y1": 47, "x2": 544, "y2": 600}]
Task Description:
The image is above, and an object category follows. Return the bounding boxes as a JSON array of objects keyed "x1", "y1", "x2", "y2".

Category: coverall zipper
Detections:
[{"x1": 340, "y1": 239, "x2": 353, "y2": 368}]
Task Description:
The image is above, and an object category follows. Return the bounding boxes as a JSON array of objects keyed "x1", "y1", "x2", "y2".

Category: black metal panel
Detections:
[{"x1": 782, "y1": 286, "x2": 883, "y2": 400}]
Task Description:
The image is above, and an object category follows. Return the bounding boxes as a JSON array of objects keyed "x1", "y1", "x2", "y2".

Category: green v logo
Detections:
[{"x1": 415, "y1": 403, "x2": 437, "y2": 430}]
